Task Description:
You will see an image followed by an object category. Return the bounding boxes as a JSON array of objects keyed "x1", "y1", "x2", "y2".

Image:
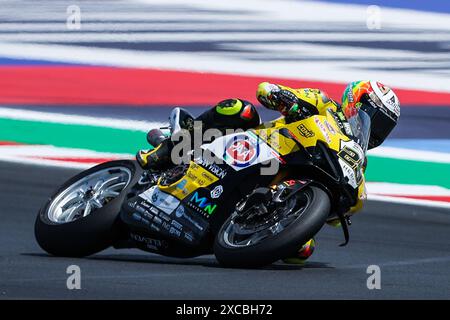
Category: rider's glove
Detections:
[
  {"x1": 271, "y1": 89, "x2": 299, "y2": 115},
  {"x1": 284, "y1": 99, "x2": 318, "y2": 122}
]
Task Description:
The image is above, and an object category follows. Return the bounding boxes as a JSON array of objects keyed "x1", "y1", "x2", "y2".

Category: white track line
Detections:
[
  {"x1": 367, "y1": 182, "x2": 450, "y2": 196},
  {"x1": 0, "y1": 144, "x2": 130, "y2": 158},
  {"x1": 1, "y1": 32, "x2": 450, "y2": 42},
  {"x1": 368, "y1": 194, "x2": 450, "y2": 209},
  {"x1": 0, "y1": 155, "x2": 95, "y2": 170},
  {"x1": 368, "y1": 147, "x2": 450, "y2": 163},
  {"x1": 0, "y1": 107, "x2": 166, "y2": 132}
]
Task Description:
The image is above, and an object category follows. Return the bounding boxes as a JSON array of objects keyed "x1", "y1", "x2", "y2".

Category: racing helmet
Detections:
[{"x1": 341, "y1": 80, "x2": 400, "y2": 149}]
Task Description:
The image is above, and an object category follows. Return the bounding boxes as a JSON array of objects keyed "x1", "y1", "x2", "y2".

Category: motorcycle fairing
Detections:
[
  {"x1": 123, "y1": 111, "x2": 368, "y2": 249},
  {"x1": 158, "y1": 162, "x2": 219, "y2": 201},
  {"x1": 122, "y1": 189, "x2": 209, "y2": 247}
]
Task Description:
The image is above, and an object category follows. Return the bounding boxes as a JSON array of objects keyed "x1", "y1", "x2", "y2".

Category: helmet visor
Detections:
[
  {"x1": 347, "y1": 109, "x2": 371, "y2": 153},
  {"x1": 360, "y1": 101, "x2": 397, "y2": 149}
]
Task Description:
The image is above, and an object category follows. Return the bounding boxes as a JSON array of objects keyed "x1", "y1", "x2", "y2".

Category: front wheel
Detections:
[
  {"x1": 214, "y1": 185, "x2": 330, "y2": 268},
  {"x1": 35, "y1": 160, "x2": 143, "y2": 257}
]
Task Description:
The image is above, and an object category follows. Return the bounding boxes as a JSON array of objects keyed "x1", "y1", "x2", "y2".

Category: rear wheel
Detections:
[
  {"x1": 214, "y1": 185, "x2": 330, "y2": 268},
  {"x1": 35, "y1": 160, "x2": 142, "y2": 257}
]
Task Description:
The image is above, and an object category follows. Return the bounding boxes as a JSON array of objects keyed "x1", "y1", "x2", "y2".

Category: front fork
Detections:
[{"x1": 272, "y1": 179, "x2": 352, "y2": 246}]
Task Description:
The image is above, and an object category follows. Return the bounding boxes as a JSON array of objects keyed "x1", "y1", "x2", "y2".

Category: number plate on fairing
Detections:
[{"x1": 337, "y1": 140, "x2": 364, "y2": 189}]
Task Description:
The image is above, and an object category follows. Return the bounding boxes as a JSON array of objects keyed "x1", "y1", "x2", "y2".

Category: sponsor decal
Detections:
[
  {"x1": 339, "y1": 159, "x2": 358, "y2": 188},
  {"x1": 153, "y1": 216, "x2": 162, "y2": 225},
  {"x1": 140, "y1": 201, "x2": 151, "y2": 209},
  {"x1": 185, "y1": 171, "x2": 198, "y2": 183},
  {"x1": 330, "y1": 112, "x2": 347, "y2": 134},
  {"x1": 175, "y1": 179, "x2": 188, "y2": 195},
  {"x1": 184, "y1": 231, "x2": 194, "y2": 243},
  {"x1": 130, "y1": 233, "x2": 167, "y2": 251},
  {"x1": 139, "y1": 186, "x2": 180, "y2": 215},
  {"x1": 338, "y1": 146, "x2": 362, "y2": 169},
  {"x1": 131, "y1": 212, "x2": 152, "y2": 226},
  {"x1": 195, "y1": 157, "x2": 228, "y2": 179},
  {"x1": 206, "y1": 163, "x2": 227, "y2": 179},
  {"x1": 265, "y1": 131, "x2": 281, "y2": 150},
  {"x1": 203, "y1": 132, "x2": 277, "y2": 172},
  {"x1": 150, "y1": 224, "x2": 160, "y2": 232},
  {"x1": 225, "y1": 137, "x2": 257, "y2": 166},
  {"x1": 377, "y1": 82, "x2": 390, "y2": 95},
  {"x1": 162, "y1": 221, "x2": 171, "y2": 231},
  {"x1": 188, "y1": 191, "x2": 217, "y2": 215},
  {"x1": 175, "y1": 205, "x2": 185, "y2": 218},
  {"x1": 347, "y1": 88, "x2": 354, "y2": 103},
  {"x1": 177, "y1": 205, "x2": 205, "y2": 232},
  {"x1": 134, "y1": 205, "x2": 148, "y2": 215},
  {"x1": 385, "y1": 96, "x2": 400, "y2": 118},
  {"x1": 127, "y1": 200, "x2": 137, "y2": 209},
  {"x1": 343, "y1": 122, "x2": 352, "y2": 136},
  {"x1": 210, "y1": 185, "x2": 223, "y2": 199},
  {"x1": 201, "y1": 171, "x2": 215, "y2": 182},
  {"x1": 337, "y1": 140, "x2": 364, "y2": 189},
  {"x1": 324, "y1": 120, "x2": 337, "y2": 135},
  {"x1": 297, "y1": 124, "x2": 315, "y2": 138},
  {"x1": 158, "y1": 212, "x2": 171, "y2": 222},
  {"x1": 171, "y1": 219, "x2": 183, "y2": 231},
  {"x1": 169, "y1": 226, "x2": 182, "y2": 237},
  {"x1": 283, "y1": 179, "x2": 297, "y2": 186},
  {"x1": 314, "y1": 118, "x2": 331, "y2": 143}
]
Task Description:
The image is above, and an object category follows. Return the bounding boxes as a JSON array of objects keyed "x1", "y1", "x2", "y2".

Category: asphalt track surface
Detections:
[{"x1": 1, "y1": 161, "x2": 450, "y2": 300}]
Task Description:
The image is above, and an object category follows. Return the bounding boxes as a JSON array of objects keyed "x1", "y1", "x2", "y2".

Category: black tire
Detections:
[
  {"x1": 35, "y1": 160, "x2": 143, "y2": 257},
  {"x1": 214, "y1": 186, "x2": 330, "y2": 268}
]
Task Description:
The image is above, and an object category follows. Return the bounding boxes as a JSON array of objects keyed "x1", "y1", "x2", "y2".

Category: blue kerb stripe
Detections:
[
  {"x1": 318, "y1": 0, "x2": 450, "y2": 14},
  {"x1": 383, "y1": 139, "x2": 450, "y2": 153},
  {"x1": 0, "y1": 57, "x2": 84, "y2": 66}
]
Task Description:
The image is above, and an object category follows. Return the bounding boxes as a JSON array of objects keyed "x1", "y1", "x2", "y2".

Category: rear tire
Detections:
[
  {"x1": 35, "y1": 160, "x2": 143, "y2": 257},
  {"x1": 214, "y1": 186, "x2": 330, "y2": 268}
]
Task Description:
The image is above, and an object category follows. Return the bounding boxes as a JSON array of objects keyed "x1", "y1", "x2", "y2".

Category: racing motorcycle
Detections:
[{"x1": 35, "y1": 107, "x2": 369, "y2": 268}]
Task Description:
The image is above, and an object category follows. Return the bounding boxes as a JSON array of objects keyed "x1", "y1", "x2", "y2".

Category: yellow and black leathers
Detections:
[{"x1": 257, "y1": 81, "x2": 341, "y2": 120}]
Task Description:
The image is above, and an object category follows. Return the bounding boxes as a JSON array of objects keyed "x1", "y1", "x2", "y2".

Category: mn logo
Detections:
[{"x1": 189, "y1": 192, "x2": 217, "y2": 215}]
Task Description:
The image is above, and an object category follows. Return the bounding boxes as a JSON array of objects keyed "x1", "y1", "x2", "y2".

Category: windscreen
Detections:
[{"x1": 347, "y1": 109, "x2": 371, "y2": 154}]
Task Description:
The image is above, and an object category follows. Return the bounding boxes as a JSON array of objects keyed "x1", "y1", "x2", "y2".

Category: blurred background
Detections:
[{"x1": 0, "y1": 0, "x2": 449, "y2": 206}]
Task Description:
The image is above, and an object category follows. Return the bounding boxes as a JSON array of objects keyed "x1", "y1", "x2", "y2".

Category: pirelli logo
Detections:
[
  {"x1": 297, "y1": 124, "x2": 315, "y2": 138},
  {"x1": 338, "y1": 146, "x2": 361, "y2": 169}
]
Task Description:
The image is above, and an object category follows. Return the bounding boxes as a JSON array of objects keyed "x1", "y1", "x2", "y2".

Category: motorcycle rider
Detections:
[{"x1": 137, "y1": 80, "x2": 401, "y2": 264}]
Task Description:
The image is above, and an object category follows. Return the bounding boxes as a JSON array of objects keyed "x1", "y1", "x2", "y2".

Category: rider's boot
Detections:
[
  {"x1": 282, "y1": 238, "x2": 316, "y2": 265},
  {"x1": 136, "y1": 138, "x2": 173, "y2": 169}
]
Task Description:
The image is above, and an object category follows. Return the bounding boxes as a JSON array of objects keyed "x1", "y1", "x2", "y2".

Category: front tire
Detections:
[
  {"x1": 214, "y1": 186, "x2": 330, "y2": 268},
  {"x1": 35, "y1": 160, "x2": 143, "y2": 257}
]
